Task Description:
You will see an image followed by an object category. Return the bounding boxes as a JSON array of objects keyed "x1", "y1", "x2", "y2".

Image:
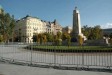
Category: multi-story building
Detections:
[
  {"x1": 62, "y1": 26, "x2": 72, "y2": 34},
  {"x1": 44, "y1": 19, "x2": 62, "y2": 35},
  {"x1": 15, "y1": 15, "x2": 62, "y2": 43}
]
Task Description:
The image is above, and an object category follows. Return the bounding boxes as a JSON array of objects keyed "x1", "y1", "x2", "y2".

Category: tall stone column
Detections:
[
  {"x1": 73, "y1": 7, "x2": 82, "y2": 36},
  {"x1": 72, "y1": 7, "x2": 85, "y2": 41}
]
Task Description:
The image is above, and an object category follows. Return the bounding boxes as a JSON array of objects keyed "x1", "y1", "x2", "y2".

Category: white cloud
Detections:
[{"x1": 101, "y1": 23, "x2": 112, "y2": 29}]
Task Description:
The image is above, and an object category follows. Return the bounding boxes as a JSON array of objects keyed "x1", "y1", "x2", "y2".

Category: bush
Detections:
[{"x1": 0, "y1": 35, "x2": 3, "y2": 42}]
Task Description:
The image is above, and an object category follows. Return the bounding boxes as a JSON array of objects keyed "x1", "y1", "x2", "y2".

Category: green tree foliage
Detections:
[
  {"x1": 54, "y1": 35, "x2": 58, "y2": 45},
  {"x1": 32, "y1": 35, "x2": 37, "y2": 42},
  {"x1": 57, "y1": 31, "x2": 62, "y2": 39},
  {"x1": 44, "y1": 32, "x2": 53, "y2": 42},
  {"x1": 62, "y1": 32, "x2": 68, "y2": 41},
  {"x1": 0, "y1": 9, "x2": 15, "y2": 42},
  {"x1": 10, "y1": 15, "x2": 16, "y2": 42},
  {"x1": 37, "y1": 34, "x2": 42, "y2": 45},
  {"x1": 103, "y1": 34, "x2": 109, "y2": 38},
  {"x1": 62, "y1": 32, "x2": 71, "y2": 46},
  {"x1": 109, "y1": 33, "x2": 112, "y2": 44},
  {"x1": 66, "y1": 35, "x2": 71, "y2": 47},
  {"x1": 55, "y1": 31, "x2": 62, "y2": 46},
  {"x1": 82, "y1": 25, "x2": 103, "y2": 40},
  {"x1": 43, "y1": 34, "x2": 47, "y2": 44},
  {"x1": 18, "y1": 28, "x2": 21, "y2": 42},
  {"x1": 0, "y1": 35, "x2": 3, "y2": 42},
  {"x1": 109, "y1": 33, "x2": 112, "y2": 39},
  {"x1": 36, "y1": 33, "x2": 48, "y2": 45},
  {"x1": 78, "y1": 35, "x2": 84, "y2": 46},
  {"x1": 82, "y1": 25, "x2": 91, "y2": 38},
  {"x1": 91, "y1": 26, "x2": 103, "y2": 39}
]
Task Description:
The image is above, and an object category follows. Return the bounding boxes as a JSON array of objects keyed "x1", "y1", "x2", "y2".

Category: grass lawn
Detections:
[{"x1": 28, "y1": 45, "x2": 112, "y2": 51}]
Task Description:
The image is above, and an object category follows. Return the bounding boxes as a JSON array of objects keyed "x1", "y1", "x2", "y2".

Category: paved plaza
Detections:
[{"x1": 0, "y1": 62, "x2": 112, "y2": 75}]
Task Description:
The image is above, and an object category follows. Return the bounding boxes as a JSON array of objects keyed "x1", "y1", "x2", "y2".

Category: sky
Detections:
[{"x1": 0, "y1": 0, "x2": 112, "y2": 28}]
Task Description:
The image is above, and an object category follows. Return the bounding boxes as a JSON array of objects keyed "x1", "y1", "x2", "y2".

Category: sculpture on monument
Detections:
[{"x1": 72, "y1": 7, "x2": 86, "y2": 42}]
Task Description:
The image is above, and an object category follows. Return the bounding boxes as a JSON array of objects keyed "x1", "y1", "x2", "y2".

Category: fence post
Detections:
[
  {"x1": 54, "y1": 45, "x2": 56, "y2": 66},
  {"x1": 30, "y1": 45, "x2": 32, "y2": 65},
  {"x1": 82, "y1": 46, "x2": 84, "y2": 68},
  {"x1": 110, "y1": 50, "x2": 111, "y2": 69}
]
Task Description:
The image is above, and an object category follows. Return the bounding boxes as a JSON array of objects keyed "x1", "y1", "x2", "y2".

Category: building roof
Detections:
[
  {"x1": 16, "y1": 15, "x2": 41, "y2": 22},
  {"x1": 45, "y1": 21, "x2": 50, "y2": 25},
  {"x1": 19, "y1": 15, "x2": 40, "y2": 20},
  {"x1": 16, "y1": 15, "x2": 62, "y2": 29},
  {"x1": 53, "y1": 19, "x2": 59, "y2": 25}
]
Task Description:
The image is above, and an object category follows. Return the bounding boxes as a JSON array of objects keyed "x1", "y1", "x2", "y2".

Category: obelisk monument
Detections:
[{"x1": 72, "y1": 7, "x2": 84, "y2": 41}]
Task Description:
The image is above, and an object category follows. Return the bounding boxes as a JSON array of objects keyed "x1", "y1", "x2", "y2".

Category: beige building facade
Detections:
[
  {"x1": 15, "y1": 15, "x2": 62, "y2": 43},
  {"x1": 62, "y1": 26, "x2": 72, "y2": 34}
]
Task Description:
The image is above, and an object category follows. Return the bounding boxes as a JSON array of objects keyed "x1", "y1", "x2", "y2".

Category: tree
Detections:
[
  {"x1": 78, "y1": 35, "x2": 84, "y2": 46},
  {"x1": 82, "y1": 25, "x2": 91, "y2": 39},
  {"x1": 104, "y1": 34, "x2": 109, "y2": 38},
  {"x1": 9, "y1": 15, "x2": 16, "y2": 42},
  {"x1": 66, "y1": 35, "x2": 71, "y2": 47},
  {"x1": 56, "y1": 31, "x2": 62, "y2": 46},
  {"x1": 37, "y1": 33, "x2": 47, "y2": 45},
  {"x1": 82, "y1": 25, "x2": 103, "y2": 40},
  {"x1": 54, "y1": 35, "x2": 58, "y2": 45},
  {"x1": 62, "y1": 32, "x2": 71, "y2": 46},
  {"x1": 44, "y1": 32, "x2": 53, "y2": 42},
  {"x1": 43, "y1": 34, "x2": 47, "y2": 45},
  {"x1": 0, "y1": 35, "x2": 3, "y2": 42},
  {"x1": 0, "y1": 13, "x2": 11, "y2": 42},
  {"x1": 32, "y1": 35, "x2": 37, "y2": 42},
  {"x1": 109, "y1": 33, "x2": 112, "y2": 44},
  {"x1": 62, "y1": 32, "x2": 68, "y2": 41},
  {"x1": 109, "y1": 33, "x2": 112, "y2": 39},
  {"x1": 18, "y1": 29, "x2": 21, "y2": 42},
  {"x1": 57, "y1": 31, "x2": 61, "y2": 39},
  {"x1": 0, "y1": 9, "x2": 15, "y2": 43},
  {"x1": 93, "y1": 25, "x2": 103, "y2": 39},
  {"x1": 37, "y1": 34, "x2": 41, "y2": 45}
]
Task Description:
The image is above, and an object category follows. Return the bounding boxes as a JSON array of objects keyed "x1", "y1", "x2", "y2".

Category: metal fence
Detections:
[{"x1": 0, "y1": 43, "x2": 112, "y2": 72}]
